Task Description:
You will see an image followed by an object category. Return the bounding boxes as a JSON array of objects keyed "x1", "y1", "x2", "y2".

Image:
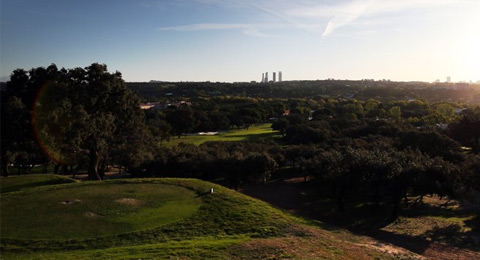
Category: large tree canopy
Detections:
[{"x1": 28, "y1": 63, "x2": 151, "y2": 180}]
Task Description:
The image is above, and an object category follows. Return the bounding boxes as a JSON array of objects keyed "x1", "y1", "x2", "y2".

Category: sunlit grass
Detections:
[{"x1": 162, "y1": 123, "x2": 280, "y2": 147}]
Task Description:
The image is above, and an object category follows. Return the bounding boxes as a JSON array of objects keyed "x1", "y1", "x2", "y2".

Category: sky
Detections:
[{"x1": 1, "y1": 0, "x2": 479, "y2": 83}]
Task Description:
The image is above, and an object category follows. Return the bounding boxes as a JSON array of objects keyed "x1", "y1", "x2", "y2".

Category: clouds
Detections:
[
  {"x1": 159, "y1": 23, "x2": 253, "y2": 31},
  {"x1": 159, "y1": 0, "x2": 467, "y2": 38},
  {"x1": 287, "y1": 0, "x2": 465, "y2": 37},
  {"x1": 158, "y1": 23, "x2": 278, "y2": 37}
]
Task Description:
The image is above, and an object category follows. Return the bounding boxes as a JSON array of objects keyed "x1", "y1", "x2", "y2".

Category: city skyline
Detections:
[{"x1": 1, "y1": 0, "x2": 479, "y2": 83}]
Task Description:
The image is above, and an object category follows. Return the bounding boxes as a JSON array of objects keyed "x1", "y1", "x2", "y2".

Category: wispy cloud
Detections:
[
  {"x1": 159, "y1": 23, "x2": 277, "y2": 37},
  {"x1": 287, "y1": 0, "x2": 466, "y2": 38},
  {"x1": 160, "y1": 0, "x2": 466, "y2": 38},
  {"x1": 159, "y1": 23, "x2": 253, "y2": 31}
]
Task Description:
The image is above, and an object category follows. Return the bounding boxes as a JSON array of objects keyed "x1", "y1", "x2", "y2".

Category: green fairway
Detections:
[
  {"x1": 0, "y1": 174, "x2": 77, "y2": 194},
  {"x1": 163, "y1": 123, "x2": 280, "y2": 147}
]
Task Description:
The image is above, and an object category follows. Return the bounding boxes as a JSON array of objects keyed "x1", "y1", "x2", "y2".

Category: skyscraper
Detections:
[
  {"x1": 262, "y1": 73, "x2": 264, "y2": 83},
  {"x1": 273, "y1": 72, "x2": 276, "y2": 82},
  {"x1": 265, "y1": 72, "x2": 268, "y2": 82},
  {"x1": 279, "y1": 71, "x2": 282, "y2": 82}
]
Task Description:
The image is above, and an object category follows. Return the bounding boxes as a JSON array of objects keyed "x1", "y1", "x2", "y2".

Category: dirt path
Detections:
[{"x1": 241, "y1": 177, "x2": 480, "y2": 260}]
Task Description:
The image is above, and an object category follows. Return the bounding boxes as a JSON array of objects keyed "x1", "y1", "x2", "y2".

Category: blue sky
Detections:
[{"x1": 1, "y1": 0, "x2": 479, "y2": 82}]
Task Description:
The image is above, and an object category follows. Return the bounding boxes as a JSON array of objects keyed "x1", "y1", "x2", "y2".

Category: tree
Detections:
[
  {"x1": 33, "y1": 63, "x2": 151, "y2": 180},
  {"x1": 148, "y1": 118, "x2": 172, "y2": 144},
  {"x1": 208, "y1": 111, "x2": 230, "y2": 130},
  {"x1": 388, "y1": 106, "x2": 402, "y2": 121},
  {"x1": 0, "y1": 97, "x2": 35, "y2": 176},
  {"x1": 166, "y1": 108, "x2": 195, "y2": 138},
  {"x1": 271, "y1": 118, "x2": 289, "y2": 137},
  {"x1": 1, "y1": 67, "x2": 50, "y2": 177},
  {"x1": 448, "y1": 112, "x2": 480, "y2": 154},
  {"x1": 243, "y1": 153, "x2": 277, "y2": 184}
]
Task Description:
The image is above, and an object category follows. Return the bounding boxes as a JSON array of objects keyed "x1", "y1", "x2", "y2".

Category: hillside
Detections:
[{"x1": 0, "y1": 177, "x2": 421, "y2": 259}]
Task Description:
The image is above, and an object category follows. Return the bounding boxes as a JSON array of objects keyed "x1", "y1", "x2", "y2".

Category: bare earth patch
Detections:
[
  {"x1": 364, "y1": 241, "x2": 426, "y2": 259},
  {"x1": 114, "y1": 197, "x2": 143, "y2": 206},
  {"x1": 83, "y1": 211, "x2": 101, "y2": 218},
  {"x1": 60, "y1": 199, "x2": 81, "y2": 206},
  {"x1": 229, "y1": 225, "x2": 423, "y2": 260}
]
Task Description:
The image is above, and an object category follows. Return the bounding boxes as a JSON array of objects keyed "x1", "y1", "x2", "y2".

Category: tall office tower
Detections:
[
  {"x1": 265, "y1": 72, "x2": 268, "y2": 82},
  {"x1": 262, "y1": 73, "x2": 265, "y2": 83},
  {"x1": 273, "y1": 72, "x2": 276, "y2": 82},
  {"x1": 279, "y1": 71, "x2": 282, "y2": 82},
  {"x1": 447, "y1": 76, "x2": 451, "y2": 83}
]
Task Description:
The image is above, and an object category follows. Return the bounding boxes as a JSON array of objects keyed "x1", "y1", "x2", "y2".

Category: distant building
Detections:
[
  {"x1": 447, "y1": 76, "x2": 451, "y2": 83},
  {"x1": 261, "y1": 71, "x2": 282, "y2": 83}
]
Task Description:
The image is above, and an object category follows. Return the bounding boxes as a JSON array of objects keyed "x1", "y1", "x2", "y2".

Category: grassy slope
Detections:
[
  {"x1": 0, "y1": 174, "x2": 77, "y2": 193},
  {"x1": 380, "y1": 196, "x2": 480, "y2": 250},
  {"x1": 0, "y1": 178, "x2": 421, "y2": 259},
  {"x1": 163, "y1": 123, "x2": 281, "y2": 147}
]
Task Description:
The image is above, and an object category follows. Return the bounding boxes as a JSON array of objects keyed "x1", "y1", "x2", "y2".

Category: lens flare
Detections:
[{"x1": 31, "y1": 81, "x2": 71, "y2": 165}]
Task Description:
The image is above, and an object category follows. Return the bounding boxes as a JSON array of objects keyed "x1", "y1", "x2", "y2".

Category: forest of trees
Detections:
[
  {"x1": 1, "y1": 63, "x2": 480, "y2": 221},
  {"x1": 127, "y1": 80, "x2": 480, "y2": 103}
]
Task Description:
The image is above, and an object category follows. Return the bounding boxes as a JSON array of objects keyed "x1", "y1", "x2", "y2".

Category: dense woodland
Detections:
[{"x1": 1, "y1": 63, "x2": 480, "y2": 221}]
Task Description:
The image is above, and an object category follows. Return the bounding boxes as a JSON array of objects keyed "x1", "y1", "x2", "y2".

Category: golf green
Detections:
[{"x1": 1, "y1": 182, "x2": 201, "y2": 239}]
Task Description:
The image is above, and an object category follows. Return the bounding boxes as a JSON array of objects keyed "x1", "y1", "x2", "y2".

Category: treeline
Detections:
[
  {"x1": 127, "y1": 80, "x2": 480, "y2": 103},
  {"x1": 145, "y1": 95, "x2": 473, "y2": 145}
]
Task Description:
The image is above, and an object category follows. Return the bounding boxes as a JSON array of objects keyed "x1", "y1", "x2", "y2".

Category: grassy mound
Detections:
[
  {"x1": 0, "y1": 174, "x2": 77, "y2": 194},
  {"x1": 1, "y1": 178, "x2": 422, "y2": 259},
  {"x1": 1, "y1": 182, "x2": 200, "y2": 239}
]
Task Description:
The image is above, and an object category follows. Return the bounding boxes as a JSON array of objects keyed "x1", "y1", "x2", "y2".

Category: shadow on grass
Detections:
[
  {"x1": 241, "y1": 175, "x2": 480, "y2": 254},
  {"x1": 369, "y1": 229, "x2": 432, "y2": 254}
]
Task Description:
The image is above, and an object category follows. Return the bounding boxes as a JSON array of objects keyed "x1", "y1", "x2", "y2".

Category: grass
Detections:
[
  {"x1": 1, "y1": 178, "x2": 294, "y2": 252},
  {"x1": 163, "y1": 123, "x2": 281, "y2": 147},
  {"x1": 0, "y1": 174, "x2": 77, "y2": 193},
  {"x1": 2, "y1": 237, "x2": 247, "y2": 260},
  {"x1": 1, "y1": 182, "x2": 201, "y2": 239},
  {"x1": 380, "y1": 195, "x2": 480, "y2": 250},
  {"x1": 0, "y1": 177, "x2": 421, "y2": 259}
]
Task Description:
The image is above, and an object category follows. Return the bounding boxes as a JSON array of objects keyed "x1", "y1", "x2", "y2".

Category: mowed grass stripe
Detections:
[{"x1": 163, "y1": 123, "x2": 280, "y2": 147}]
